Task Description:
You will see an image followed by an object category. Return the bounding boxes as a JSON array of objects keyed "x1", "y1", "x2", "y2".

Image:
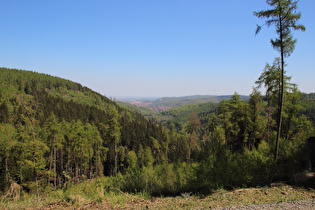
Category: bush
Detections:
[
  {"x1": 196, "y1": 140, "x2": 277, "y2": 190},
  {"x1": 115, "y1": 162, "x2": 195, "y2": 196}
]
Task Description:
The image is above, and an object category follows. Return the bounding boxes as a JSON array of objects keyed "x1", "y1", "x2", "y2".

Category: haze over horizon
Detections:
[{"x1": 1, "y1": 1, "x2": 314, "y2": 98}]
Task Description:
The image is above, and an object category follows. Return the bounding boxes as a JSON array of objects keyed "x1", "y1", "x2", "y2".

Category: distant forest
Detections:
[{"x1": 0, "y1": 67, "x2": 315, "y2": 196}]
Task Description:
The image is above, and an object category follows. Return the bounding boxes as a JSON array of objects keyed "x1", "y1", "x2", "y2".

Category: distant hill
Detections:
[
  {"x1": 157, "y1": 95, "x2": 249, "y2": 107},
  {"x1": 117, "y1": 95, "x2": 249, "y2": 112},
  {"x1": 116, "y1": 100, "x2": 157, "y2": 117},
  {"x1": 117, "y1": 97, "x2": 220, "y2": 132},
  {"x1": 159, "y1": 101, "x2": 219, "y2": 132}
]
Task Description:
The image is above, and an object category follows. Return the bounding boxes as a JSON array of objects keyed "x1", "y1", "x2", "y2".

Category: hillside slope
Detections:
[{"x1": 0, "y1": 67, "x2": 187, "y2": 192}]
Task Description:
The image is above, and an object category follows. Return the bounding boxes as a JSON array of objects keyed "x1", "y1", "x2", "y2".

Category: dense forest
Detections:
[
  {"x1": 0, "y1": 67, "x2": 189, "y2": 194},
  {"x1": 1, "y1": 67, "x2": 314, "y2": 197}
]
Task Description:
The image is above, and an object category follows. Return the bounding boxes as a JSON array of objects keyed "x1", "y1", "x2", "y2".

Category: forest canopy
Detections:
[{"x1": 0, "y1": 67, "x2": 314, "y2": 197}]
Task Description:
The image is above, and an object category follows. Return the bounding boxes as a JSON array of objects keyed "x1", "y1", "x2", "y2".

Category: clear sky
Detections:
[{"x1": 1, "y1": 0, "x2": 314, "y2": 97}]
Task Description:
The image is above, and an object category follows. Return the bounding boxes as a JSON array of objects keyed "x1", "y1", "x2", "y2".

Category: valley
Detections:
[
  {"x1": 0, "y1": 67, "x2": 314, "y2": 209},
  {"x1": 116, "y1": 95, "x2": 250, "y2": 112},
  {"x1": 1, "y1": 0, "x2": 314, "y2": 208}
]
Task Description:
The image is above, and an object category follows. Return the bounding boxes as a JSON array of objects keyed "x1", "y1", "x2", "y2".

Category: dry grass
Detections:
[
  {"x1": 1, "y1": 182, "x2": 22, "y2": 202},
  {"x1": 1, "y1": 184, "x2": 315, "y2": 209}
]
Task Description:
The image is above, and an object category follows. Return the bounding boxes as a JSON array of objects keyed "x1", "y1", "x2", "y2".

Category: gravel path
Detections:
[{"x1": 216, "y1": 199, "x2": 315, "y2": 209}]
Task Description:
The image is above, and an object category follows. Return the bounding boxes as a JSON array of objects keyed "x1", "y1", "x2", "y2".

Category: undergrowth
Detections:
[{"x1": 1, "y1": 180, "x2": 315, "y2": 209}]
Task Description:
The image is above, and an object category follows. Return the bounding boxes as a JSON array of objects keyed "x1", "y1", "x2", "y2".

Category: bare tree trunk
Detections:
[
  {"x1": 267, "y1": 102, "x2": 271, "y2": 144},
  {"x1": 5, "y1": 156, "x2": 8, "y2": 190},
  {"x1": 32, "y1": 126, "x2": 35, "y2": 142},
  {"x1": 286, "y1": 116, "x2": 292, "y2": 141},
  {"x1": 165, "y1": 145, "x2": 168, "y2": 164},
  {"x1": 275, "y1": 11, "x2": 284, "y2": 161},
  {"x1": 67, "y1": 152, "x2": 70, "y2": 189},
  {"x1": 114, "y1": 142, "x2": 117, "y2": 176},
  {"x1": 252, "y1": 103, "x2": 257, "y2": 150},
  {"x1": 95, "y1": 144, "x2": 98, "y2": 178},
  {"x1": 36, "y1": 176, "x2": 39, "y2": 199},
  {"x1": 48, "y1": 152, "x2": 52, "y2": 184},
  {"x1": 48, "y1": 141, "x2": 53, "y2": 185},
  {"x1": 74, "y1": 153, "x2": 78, "y2": 184},
  {"x1": 80, "y1": 149, "x2": 83, "y2": 180},
  {"x1": 275, "y1": 67, "x2": 284, "y2": 161},
  {"x1": 275, "y1": 73, "x2": 284, "y2": 161},
  {"x1": 34, "y1": 156, "x2": 39, "y2": 199},
  {"x1": 20, "y1": 168, "x2": 23, "y2": 185},
  {"x1": 59, "y1": 148, "x2": 63, "y2": 188},
  {"x1": 53, "y1": 136, "x2": 56, "y2": 190},
  {"x1": 188, "y1": 134, "x2": 192, "y2": 161},
  {"x1": 88, "y1": 150, "x2": 91, "y2": 179},
  {"x1": 32, "y1": 128, "x2": 39, "y2": 199}
]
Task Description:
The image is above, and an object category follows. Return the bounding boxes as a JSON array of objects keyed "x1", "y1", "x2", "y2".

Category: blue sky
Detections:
[{"x1": 1, "y1": 0, "x2": 314, "y2": 97}]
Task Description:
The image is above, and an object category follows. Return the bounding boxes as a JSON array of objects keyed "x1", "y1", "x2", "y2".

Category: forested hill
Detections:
[
  {"x1": 117, "y1": 95, "x2": 249, "y2": 112},
  {"x1": 1, "y1": 67, "x2": 315, "y2": 196},
  {"x1": 0, "y1": 67, "x2": 187, "y2": 191},
  {"x1": 0, "y1": 67, "x2": 124, "y2": 125},
  {"x1": 156, "y1": 95, "x2": 250, "y2": 107}
]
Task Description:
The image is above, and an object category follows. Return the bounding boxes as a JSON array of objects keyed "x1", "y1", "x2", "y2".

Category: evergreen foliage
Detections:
[
  {"x1": 254, "y1": 0, "x2": 305, "y2": 160},
  {"x1": 0, "y1": 67, "x2": 314, "y2": 197}
]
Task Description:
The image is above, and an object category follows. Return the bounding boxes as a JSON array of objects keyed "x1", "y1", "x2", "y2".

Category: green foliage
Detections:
[
  {"x1": 0, "y1": 67, "x2": 181, "y2": 193},
  {"x1": 254, "y1": 0, "x2": 305, "y2": 57},
  {"x1": 0, "y1": 1, "x2": 312, "y2": 201},
  {"x1": 121, "y1": 162, "x2": 195, "y2": 196},
  {"x1": 160, "y1": 102, "x2": 218, "y2": 132},
  {"x1": 144, "y1": 147, "x2": 154, "y2": 167},
  {"x1": 254, "y1": 0, "x2": 305, "y2": 160},
  {"x1": 126, "y1": 150, "x2": 137, "y2": 169},
  {"x1": 196, "y1": 140, "x2": 275, "y2": 190},
  {"x1": 0, "y1": 66, "x2": 313, "y2": 198},
  {"x1": 301, "y1": 100, "x2": 315, "y2": 125}
]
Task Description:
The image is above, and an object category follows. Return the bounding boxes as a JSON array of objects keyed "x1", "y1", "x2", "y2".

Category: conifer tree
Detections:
[
  {"x1": 254, "y1": 0, "x2": 305, "y2": 160},
  {"x1": 0, "y1": 124, "x2": 17, "y2": 191},
  {"x1": 249, "y1": 88, "x2": 265, "y2": 149},
  {"x1": 144, "y1": 147, "x2": 154, "y2": 167},
  {"x1": 127, "y1": 150, "x2": 138, "y2": 169},
  {"x1": 137, "y1": 144, "x2": 145, "y2": 168},
  {"x1": 218, "y1": 100, "x2": 232, "y2": 148},
  {"x1": 187, "y1": 112, "x2": 201, "y2": 160},
  {"x1": 84, "y1": 123, "x2": 102, "y2": 178},
  {"x1": 43, "y1": 114, "x2": 62, "y2": 190},
  {"x1": 228, "y1": 93, "x2": 250, "y2": 151},
  {"x1": 283, "y1": 85, "x2": 304, "y2": 140},
  {"x1": 108, "y1": 106, "x2": 121, "y2": 176},
  {"x1": 0, "y1": 102, "x2": 10, "y2": 123}
]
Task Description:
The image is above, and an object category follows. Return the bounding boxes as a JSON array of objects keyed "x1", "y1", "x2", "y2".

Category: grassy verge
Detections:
[{"x1": 1, "y1": 183, "x2": 315, "y2": 209}]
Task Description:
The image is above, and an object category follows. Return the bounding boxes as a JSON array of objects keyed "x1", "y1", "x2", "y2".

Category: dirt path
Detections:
[{"x1": 216, "y1": 198, "x2": 315, "y2": 209}]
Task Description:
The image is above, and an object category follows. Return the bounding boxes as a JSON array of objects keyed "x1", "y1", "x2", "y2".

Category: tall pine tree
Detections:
[{"x1": 254, "y1": 0, "x2": 305, "y2": 160}]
